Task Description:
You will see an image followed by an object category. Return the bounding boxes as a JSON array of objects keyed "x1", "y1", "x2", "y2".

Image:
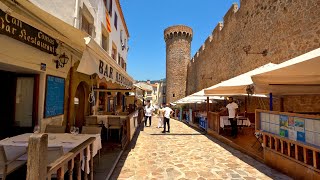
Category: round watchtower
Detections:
[{"x1": 164, "y1": 25, "x2": 193, "y2": 103}]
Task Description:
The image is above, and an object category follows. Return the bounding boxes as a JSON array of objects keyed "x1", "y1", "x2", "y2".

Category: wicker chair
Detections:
[
  {"x1": 45, "y1": 125, "x2": 66, "y2": 133},
  {"x1": 108, "y1": 117, "x2": 122, "y2": 141}
]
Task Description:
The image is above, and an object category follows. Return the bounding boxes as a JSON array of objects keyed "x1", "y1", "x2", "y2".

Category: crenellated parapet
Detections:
[{"x1": 164, "y1": 25, "x2": 193, "y2": 42}]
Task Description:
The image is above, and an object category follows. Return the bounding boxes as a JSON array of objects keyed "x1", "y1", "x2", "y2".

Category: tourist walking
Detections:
[
  {"x1": 162, "y1": 104, "x2": 173, "y2": 133},
  {"x1": 223, "y1": 97, "x2": 239, "y2": 138},
  {"x1": 157, "y1": 104, "x2": 165, "y2": 128},
  {"x1": 144, "y1": 100, "x2": 154, "y2": 127}
]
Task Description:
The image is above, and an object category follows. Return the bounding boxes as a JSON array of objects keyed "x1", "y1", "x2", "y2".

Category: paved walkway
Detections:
[{"x1": 111, "y1": 118, "x2": 291, "y2": 180}]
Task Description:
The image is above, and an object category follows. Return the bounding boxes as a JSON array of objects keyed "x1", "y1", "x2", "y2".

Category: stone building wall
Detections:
[
  {"x1": 186, "y1": 0, "x2": 320, "y2": 111},
  {"x1": 164, "y1": 25, "x2": 193, "y2": 103}
]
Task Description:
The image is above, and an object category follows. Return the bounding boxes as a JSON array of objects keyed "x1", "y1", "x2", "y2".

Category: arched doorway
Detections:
[{"x1": 74, "y1": 82, "x2": 86, "y2": 128}]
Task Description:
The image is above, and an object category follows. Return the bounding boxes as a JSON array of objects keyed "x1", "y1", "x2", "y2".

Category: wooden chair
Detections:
[
  {"x1": 118, "y1": 112, "x2": 129, "y2": 116},
  {"x1": 0, "y1": 145, "x2": 26, "y2": 180},
  {"x1": 81, "y1": 126, "x2": 102, "y2": 164},
  {"x1": 85, "y1": 116, "x2": 103, "y2": 127},
  {"x1": 45, "y1": 125, "x2": 66, "y2": 133},
  {"x1": 47, "y1": 146, "x2": 67, "y2": 178},
  {"x1": 108, "y1": 117, "x2": 122, "y2": 141}
]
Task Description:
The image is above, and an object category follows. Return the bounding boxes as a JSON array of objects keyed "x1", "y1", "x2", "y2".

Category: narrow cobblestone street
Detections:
[{"x1": 111, "y1": 117, "x2": 291, "y2": 180}]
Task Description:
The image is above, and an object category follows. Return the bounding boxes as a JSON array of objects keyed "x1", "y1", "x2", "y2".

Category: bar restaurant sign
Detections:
[{"x1": 0, "y1": 9, "x2": 58, "y2": 55}]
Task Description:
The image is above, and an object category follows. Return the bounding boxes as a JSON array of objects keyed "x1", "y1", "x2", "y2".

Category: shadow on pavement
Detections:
[
  {"x1": 178, "y1": 120, "x2": 291, "y2": 180},
  {"x1": 109, "y1": 122, "x2": 143, "y2": 179},
  {"x1": 149, "y1": 133, "x2": 203, "y2": 136}
]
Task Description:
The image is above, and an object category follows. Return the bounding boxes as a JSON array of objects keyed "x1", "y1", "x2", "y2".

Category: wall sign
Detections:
[
  {"x1": 44, "y1": 75, "x2": 65, "y2": 118},
  {"x1": 0, "y1": 9, "x2": 58, "y2": 55}
]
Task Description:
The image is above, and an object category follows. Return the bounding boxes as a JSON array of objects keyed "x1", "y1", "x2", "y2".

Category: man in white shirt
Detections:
[
  {"x1": 225, "y1": 97, "x2": 239, "y2": 138},
  {"x1": 162, "y1": 104, "x2": 173, "y2": 133},
  {"x1": 144, "y1": 100, "x2": 154, "y2": 127}
]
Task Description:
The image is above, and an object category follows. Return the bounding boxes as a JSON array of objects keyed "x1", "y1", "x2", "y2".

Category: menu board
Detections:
[
  {"x1": 44, "y1": 75, "x2": 65, "y2": 118},
  {"x1": 260, "y1": 112, "x2": 320, "y2": 147}
]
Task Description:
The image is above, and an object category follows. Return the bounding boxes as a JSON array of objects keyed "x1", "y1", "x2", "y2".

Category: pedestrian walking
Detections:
[
  {"x1": 221, "y1": 97, "x2": 239, "y2": 138},
  {"x1": 157, "y1": 104, "x2": 165, "y2": 128},
  {"x1": 144, "y1": 100, "x2": 154, "y2": 127},
  {"x1": 162, "y1": 104, "x2": 173, "y2": 133}
]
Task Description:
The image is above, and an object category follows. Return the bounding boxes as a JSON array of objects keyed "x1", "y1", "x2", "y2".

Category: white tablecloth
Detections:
[
  {"x1": 220, "y1": 116, "x2": 251, "y2": 128},
  {"x1": 0, "y1": 133, "x2": 102, "y2": 173},
  {"x1": 90, "y1": 115, "x2": 127, "y2": 128}
]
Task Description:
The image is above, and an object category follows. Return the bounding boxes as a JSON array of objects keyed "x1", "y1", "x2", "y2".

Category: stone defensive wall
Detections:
[{"x1": 187, "y1": 0, "x2": 320, "y2": 98}]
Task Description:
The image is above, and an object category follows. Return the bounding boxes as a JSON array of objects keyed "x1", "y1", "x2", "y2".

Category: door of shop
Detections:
[
  {"x1": 14, "y1": 77, "x2": 34, "y2": 133},
  {"x1": 75, "y1": 83, "x2": 86, "y2": 128}
]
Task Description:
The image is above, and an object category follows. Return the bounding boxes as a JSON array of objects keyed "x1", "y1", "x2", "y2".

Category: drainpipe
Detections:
[{"x1": 73, "y1": 0, "x2": 80, "y2": 28}]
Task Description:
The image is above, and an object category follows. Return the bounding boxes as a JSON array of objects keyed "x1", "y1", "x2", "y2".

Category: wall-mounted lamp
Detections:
[
  {"x1": 243, "y1": 45, "x2": 268, "y2": 56},
  {"x1": 54, "y1": 53, "x2": 69, "y2": 69}
]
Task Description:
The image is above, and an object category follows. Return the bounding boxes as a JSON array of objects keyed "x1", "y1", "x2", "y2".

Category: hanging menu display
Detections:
[
  {"x1": 44, "y1": 75, "x2": 65, "y2": 118},
  {"x1": 260, "y1": 112, "x2": 320, "y2": 147}
]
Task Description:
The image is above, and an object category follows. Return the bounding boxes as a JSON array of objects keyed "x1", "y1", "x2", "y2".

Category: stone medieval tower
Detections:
[{"x1": 164, "y1": 25, "x2": 193, "y2": 103}]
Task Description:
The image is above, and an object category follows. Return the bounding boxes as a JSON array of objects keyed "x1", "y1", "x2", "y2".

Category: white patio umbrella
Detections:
[
  {"x1": 252, "y1": 48, "x2": 320, "y2": 95},
  {"x1": 204, "y1": 63, "x2": 277, "y2": 96}
]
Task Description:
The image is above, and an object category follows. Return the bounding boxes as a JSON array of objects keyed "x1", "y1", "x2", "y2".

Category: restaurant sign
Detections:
[
  {"x1": 0, "y1": 9, "x2": 58, "y2": 55},
  {"x1": 98, "y1": 60, "x2": 133, "y2": 88}
]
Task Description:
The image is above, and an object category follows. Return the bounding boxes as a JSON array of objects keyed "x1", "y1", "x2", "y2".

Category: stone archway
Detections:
[{"x1": 74, "y1": 82, "x2": 87, "y2": 128}]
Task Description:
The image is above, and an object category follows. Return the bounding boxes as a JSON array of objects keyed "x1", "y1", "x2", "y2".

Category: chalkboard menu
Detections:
[{"x1": 44, "y1": 75, "x2": 65, "y2": 118}]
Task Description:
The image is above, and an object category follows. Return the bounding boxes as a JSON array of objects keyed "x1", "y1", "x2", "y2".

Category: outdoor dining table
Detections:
[
  {"x1": 93, "y1": 115, "x2": 128, "y2": 128},
  {"x1": 220, "y1": 116, "x2": 251, "y2": 128},
  {"x1": 0, "y1": 133, "x2": 102, "y2": 173}
]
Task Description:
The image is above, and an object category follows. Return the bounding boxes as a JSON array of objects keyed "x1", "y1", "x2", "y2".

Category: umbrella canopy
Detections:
[
  {"x1": 204, "y1": 63, "x2": 277, "y2": 95},
  {"x1": 252, "y1": 48, "x2": 320, "y2": 95}
]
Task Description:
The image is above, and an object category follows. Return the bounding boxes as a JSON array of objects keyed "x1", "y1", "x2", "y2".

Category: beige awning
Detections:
[
  {"x1": 252, "y1": 48, "x2": 320, "y2": 95},
  {"x1": 204, "y1": 63, "x2": 277, "y2": 95},
  {"x1": 77, "y1": 37, "x2": 133, "y2": 88}
]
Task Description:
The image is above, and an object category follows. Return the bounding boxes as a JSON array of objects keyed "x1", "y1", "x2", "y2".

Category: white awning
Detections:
[
  {"x1": 204, "y1": 63, "x2": 277, "y2": 95},
  {"x1": 252, "y1": 48, "x2": 320, "y2": 95},
  {"x1": 77, "y1": 37, "x2": 133, "y2": 88}
]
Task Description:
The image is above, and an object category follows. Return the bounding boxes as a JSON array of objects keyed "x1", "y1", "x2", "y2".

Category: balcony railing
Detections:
[{"x1": 27, "y1": 134, "x2": 96, "y2": 180}]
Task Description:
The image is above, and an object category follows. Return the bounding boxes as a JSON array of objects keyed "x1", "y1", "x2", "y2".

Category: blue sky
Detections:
[{"x1": 120, "y1": 0, "x2": 240, "y2": 81}]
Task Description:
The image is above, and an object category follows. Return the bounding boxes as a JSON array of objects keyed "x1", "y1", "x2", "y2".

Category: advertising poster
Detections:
[
  {"x1": 280, "y1": 128, "x2": 288, "y2": 137},
  {"x1": 280, "y1": 115, "x2": 289, "y2": 128},
  {"x1": 294, "y1": 117, "x2": 305, "y2": 132},
  {"x1": 297, "y1": 131, "x2": 306, "y2": 142}
]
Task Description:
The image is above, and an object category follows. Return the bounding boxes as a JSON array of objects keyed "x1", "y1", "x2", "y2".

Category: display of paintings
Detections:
[
  {"x1": 288, "y1": 129, "x2": 297, "y2": 140},
  {"x1": 265, "y1": 122, "x2": 270, "y2": 132},
  {"x1": 305, "y1": 119, "x2": 314, "y2": 132},
  {"x1": 288, "y1": 116, "x2": 294, "y2": 127},
  {"x1": 260, "y1": 113, "x2": 268, "y2": 122},
  {"x1": 294, "y1": 117, "x2": 305, "y2": 132},
  {"x1": 270, "y1": 114, "x2": 280, "y2": 124},
  {"x1": 279, "y1": 115, "x2": 289, "y2": 128},
  {"x1": 314, "y1": 133, "x2": 320, "y2": 147},
  {"x1": 280, "y1": 128, "x2": 288, "y2": 138},
  {"x1": 306, "y1": 131, "x2": 314, "y2": 144},
  {"x1": 297, "y1": 131, "x2": 306, "y2": 142},
  {"x1": 314, "y1": 120, "x2": 320, "y2": 132}
]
